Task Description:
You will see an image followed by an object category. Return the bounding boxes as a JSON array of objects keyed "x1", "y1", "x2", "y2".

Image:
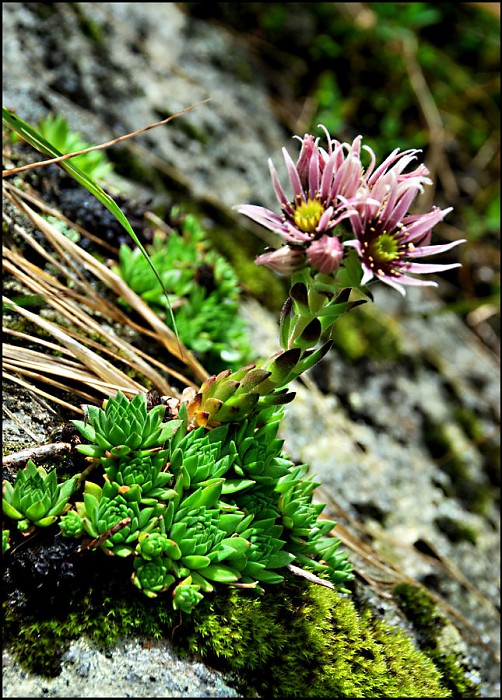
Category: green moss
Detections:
[
  {"x1": 5, "y1": 567, "x2": 461, "y2": 697},
  {"x1": 3, "y1": 565, "x2": 177, "y2": 676},
  {"x1": 183, "y1": 576, "x2": 453, "y2": 698},
  {"x1": 394, "y1": 582, "x2": 481, "y2": 697}
]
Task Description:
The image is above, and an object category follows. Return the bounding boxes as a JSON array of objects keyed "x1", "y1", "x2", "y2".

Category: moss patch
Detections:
[
  {"x1": 184, "y1": 576, "x2": 454, "y2": 698},
  {"x1": 4, "y1": 550, "x2": 463, "y2": 698},
  {"x1": 3, "y1": 546, "x2": 176, "y2": 677},
  {"x1": 394, "y1": 582, "x2": 481, "y2": 697}
]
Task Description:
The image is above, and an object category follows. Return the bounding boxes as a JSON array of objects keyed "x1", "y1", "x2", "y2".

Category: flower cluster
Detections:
[{"x1": 235, "y1": 126, "x2": 465, "y2": 295}]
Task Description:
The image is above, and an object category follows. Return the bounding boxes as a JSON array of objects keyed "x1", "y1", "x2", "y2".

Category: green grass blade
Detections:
[{"x1": 2, "y1": 107, "x2": 180, "y2": 346}]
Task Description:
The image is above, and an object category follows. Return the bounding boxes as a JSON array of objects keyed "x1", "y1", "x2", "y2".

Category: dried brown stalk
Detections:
[
  {"x1": 2, "y1": 442, "x2": 73, "y2": 469},
  {"x1": 3, "y1": 183, "x2": 208, "y2": 382},
  {"x1": 2, "y1": 179, "x2": 212, "y2": 416}
]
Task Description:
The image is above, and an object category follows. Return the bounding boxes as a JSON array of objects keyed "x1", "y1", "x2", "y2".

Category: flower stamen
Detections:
[
  {"x1": 369, "y1": 231, "x2": 401, "y2": 263},
  {"x1": 292, "y1": 197, "x2": 325, "y2": 233}
]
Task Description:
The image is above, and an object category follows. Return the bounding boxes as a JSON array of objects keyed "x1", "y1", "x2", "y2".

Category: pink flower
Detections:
[
  {"x1": 235, "y1": 125, "x2": 465, "y2": 290},
  {"x1": 345, "y1": 193, "x2": 465, "y2": 295},
  {"x1": 234, "y1": 128, "x2": 363, "y2": 247}
]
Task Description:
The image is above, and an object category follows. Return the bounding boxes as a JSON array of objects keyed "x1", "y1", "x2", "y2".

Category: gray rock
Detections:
[
  {"x1": 2, "y1": 638, "x2": 239, "y2": 698},
  {"x1": 2, "y1": 2, "x2": 287, "y2": 212}
]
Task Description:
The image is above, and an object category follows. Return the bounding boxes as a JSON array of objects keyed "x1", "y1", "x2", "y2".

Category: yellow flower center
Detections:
[
  {"x1": 293, "y1": 197, "x2": 325, "y2": 233},
  {"x1": 369, "y1": 232, "x2": 400, "y2": 263}
]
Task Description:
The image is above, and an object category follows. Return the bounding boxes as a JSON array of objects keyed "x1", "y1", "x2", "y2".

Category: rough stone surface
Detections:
[
  {"x1": 2, "y1": 2, "x2": 287, "y2": 212},
  {"x1": 3, "y1": 2, "x2": 500, "y2": 698},
  {"x1": 2, "y1": 639, "x2": 239, "y2": 698}
]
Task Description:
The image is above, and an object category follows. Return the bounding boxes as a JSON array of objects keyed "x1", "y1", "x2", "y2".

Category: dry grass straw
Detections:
[{"x1": 2, "y1": 181, "x2": 209, "y2": 414}]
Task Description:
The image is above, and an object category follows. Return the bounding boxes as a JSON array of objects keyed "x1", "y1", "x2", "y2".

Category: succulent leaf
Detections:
[
  {"x1": 2, "y1": 529, "x2": 10, "y2": 554},
  {"x1": 2, "y1": 499, "x2": 23, "y2": 521},
  {"x1": 294, "y1": 317, "x2": 322, "y2": 350},
  {"x1": 25, "y1": 499, "x2": 51, "y2": 522},
  {"x1": 201, "y1": 563, "x2": 240, "y2": 583},
  {"x1": 189, "y1": 571, "x2": 214, "y2": 593},
  {"x1": 290, "y1": 281, "x2": 309, "y2": 310},
  {"x1": 279, "y1": 297, "x2": 293, "y2": 350},
  {"x1": 181, "y1": 554, "x2": 211, "y2": 569},
  {"x1": 236, "y1": 368, "x2": 271, "y2": 393},
  {"x1": 35, "y1": 515, "x2": 59, "y2": 527},
  {"x1": 71, "y1": 420, "x2": 96, "y2": 442}
]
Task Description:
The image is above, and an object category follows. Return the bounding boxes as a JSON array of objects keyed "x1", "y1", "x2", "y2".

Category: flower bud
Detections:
[
  {"x1": 255, "y1": 246, "x2": 306, "y2": 275},
  {"x1": 306, "y1": 235, "x2": 343, "y2": 275}
]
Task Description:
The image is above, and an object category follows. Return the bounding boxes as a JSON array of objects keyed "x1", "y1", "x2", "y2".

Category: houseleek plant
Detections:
[{"x1": 3, "y1": 123, "x2": 464, "y2": 615}]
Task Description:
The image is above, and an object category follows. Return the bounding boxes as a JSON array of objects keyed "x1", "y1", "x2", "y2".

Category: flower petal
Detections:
[
  {"x1": 268, "y1": 158, "x2": 288, "y2": 206},
  {"x1": 407, "y1": 239, "x2": 467, "y2": 258},
  {"x1": 234, "y1": 204, "x2": 287, "y2": 234},
  {"x1": 405, "y1": 261, "x2": 462, "y2": 274},
  {"x1": 283, "y1": 147, "x2": 304, "y2": 199},
  {"x1": 403, "y1": 207, "x2": 453, "y2": 242}
]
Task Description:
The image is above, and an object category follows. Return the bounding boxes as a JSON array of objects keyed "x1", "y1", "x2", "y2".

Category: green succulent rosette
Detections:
[
  {"x1": 59, "y1": 509, "x2": 85, "y2": 538},
  {"x1": 2, "y1": 460, "x2": 80, "y2": 532},
  {"x1": 186, "y1": 361, "x2": 296, "y2": 429},
  {"x1": 131, "y1": 556, "x2": 175, "y2": 598},
  {"x1": 115, "y1": 215, "x2": 252, "y2": 375},
  {"x1": 75, "y1": 480, "x2": 164, "y2": 556},
  {"x1": 231, "y1": 411, "x2": 293, "y2": 488},
  {"x1": 233, "y1": 487, "x2": 282, "y2": 525},
  {"x1": 169, "y1": 424, "x2": 232, "y2": 484},
  {"x1": 101, "y1": 449, "x2": 176, "y2": 505},
  {"x1": 298, "y1": 534, "x2": 354, "y2": 588},
  {"x1": 171, "y1": 576, "x2": 204, "y2": 613},
  {"x1": 276, "y1": 464, "x2": 324, "y2": 540},
  {"x1": 238, "y1": 519, "x2": 295, "y2": 585},
  {"x1": 168, "y1": 422, "x2": 254, "y2": 496},
  {"x1": 275, "y1": 464, "x2": 354, "y2": 590},
  {"x1": 160, "y1": 480, "x2": 250, "y2": 591},
  {"x1": 72, "y1": 391, "x2": 180, "y2": 458},
  {"x1": 135, "y1": 531, "x2": 181, "y2": 561},
  {"x1": 185, "y1": 337, "x2": 335, "y2": 429}
]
